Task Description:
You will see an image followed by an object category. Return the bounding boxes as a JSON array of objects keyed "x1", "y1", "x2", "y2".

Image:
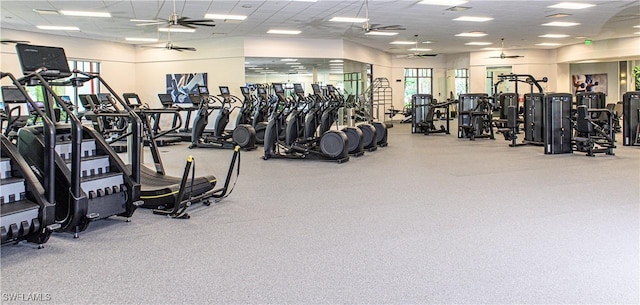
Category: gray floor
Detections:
[{"x1": 1, "y1": 122, "x2": 639, "y2": 304}]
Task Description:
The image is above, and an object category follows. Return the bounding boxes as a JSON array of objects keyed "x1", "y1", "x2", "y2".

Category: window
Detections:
[
  {"x1": 454, "y1": 69, "x2": 469, "y2": 98},
  {"x1": 24, "y1": 60, "x2": 100, "y2": 115},
  {"x1": 404, "y1": 68, "x2": 432, "y2": 106}
]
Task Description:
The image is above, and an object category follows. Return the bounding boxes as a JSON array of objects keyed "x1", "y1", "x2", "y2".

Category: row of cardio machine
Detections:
[
  {"x1": 1, "y1": 43, "x2": 240, "y2": 249},
  {"x1": 262, "y1": 83, "x2": 388, "y2": 163}
]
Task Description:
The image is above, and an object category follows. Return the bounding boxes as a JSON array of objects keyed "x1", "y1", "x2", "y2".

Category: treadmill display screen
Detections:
[
  {"x1": 273, "y1": 83, "x2": 284, "y2": 94},
  {"x1": 96, "y1": 93, "x2": 111, "y2": 104},
  {"x1": 127, "y1": 96, "x2": 140, "y2": 106},
  {"x1": 16, "y1": 44, "x2": 72, "y2": 78},
  {"x1": 1, "y1": 87, "x2": 27, "y2": 103},
  {"x1": 219, "y1": 86, "x2": 230, "y2": 96},
  {"x1": 257, "y1": 87, "x2": 266, "y2": 95},
  {"x1": 198, "y1": 86, "x2": 209, "y2": 95},
  {"x1": 158, "y1": 93, "x2": 174, "y2": 106},
  {"x1": 311, "y1": 84, "x2": 321, "y2": 95},
  {"x1": 293, "y1": 84, "x2": 304, "y2": 94},
  {"x1": 241, "y1": 87, "x2": 250, "y2": 94}
]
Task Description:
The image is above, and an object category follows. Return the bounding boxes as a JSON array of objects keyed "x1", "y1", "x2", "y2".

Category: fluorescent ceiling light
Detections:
[
  {"x1": 364, "y1": 31, "x2": 398, "y2": 36},
  {"x1": 329, "y1": 63, "x2": 344, "y2": 66},
  {"x1": 267, "y1": 29, "x2": 301, "y2": 35},
  {"x1": 409, "y1": 48, "x2": 433, "y2": 52},
  {"x1": 159, "y1": 27, "x2": 196, "y2": 33},
  {"x1": 543, "y1": 21, "x2": 580, "y2": 27},
  {"x1": 536, "y1": 42, "x2": 561, "y2": 46},
  {"x1": 455, "y1": 32, "x2": 487, "y2": 37},
  {"x1": 422, "y1": 41, "x2": 433, "y2": 44},
  {"x1": 390, "y1": 41, "x2": 415, "y2": 45},
  {"x1": 37, "y1": 25, "x2": 80, "y2": 31},
  {"x1": 125, "y1": 37, "x2": 158, "y2": 42},
  {"x1": 453, "y1": 16, "x2": 494, "y2": 22},
  {"x1": 204, "y1": 14, "x2": 246, "y2": 20},
  {"x1": 419, "y1": 0, "x2": 468, "y2": 6},
  {"x1": 539, "y1": 34, "x2": 569, "y2": 38},
  {"x1": 329, "y1": 59, "x2": 343, "y2": 62},
  {"x1": 634, "y1": 25, "x2": 640, "y2": 28},
  {"x1": 59, "y1": 10, "x2": 111, "y2": 18},
  {"x1": 548, "y1": 2, "x2": 595, "y2": 10},
  {"x1": 285, "y1": 62, "x2": 299, "y2": 65},
  {"x1": 329, "y1": 17, "x2": 368, "y2": 23},
  {"x1": 280, "y1": 58, "x2": 298, "y2": 62},
  {"x1": 465, "y1": 42, "x2": 492, "y2": 46},
  {"x1": 634, "y1": 32, "x2": 640, "y2": 35}
]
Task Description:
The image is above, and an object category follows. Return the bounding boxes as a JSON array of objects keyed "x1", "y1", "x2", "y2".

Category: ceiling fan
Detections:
[
  {"x1": 149, "y1": 42, "x2": 196, "y2": 52},
  {"x1": 135, "y1": 0, "x2": 215, "y2": 29},
  {"x1": 397, "y1": 35, "x2": 437, "y2": 58},
  {"x1": 1, "y1": 39, "x2": 30, "y2": 45},
  {"x1": 490, "y1": 38, "x2": 524, "y2": 59},
  {"x1": 362, "y1": 0, "x2": 405, "y2": 34}
]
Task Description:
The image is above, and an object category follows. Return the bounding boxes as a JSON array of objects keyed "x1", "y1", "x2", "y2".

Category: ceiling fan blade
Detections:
[
  {"x1": 504, "y1": 55, "x2": 523, "y2": 58},
  {"x1": 415, "y1": 54, "x2": 437, "y2": 57},
  {"x1": 370, "y1": 25, "x2": 406, "y2": 31},
  {"x1": 1, "y1": 39, "x2": 30, "y2": 44},
  {"x1": 181, "y1": 18, "x2": 215, "y2": 23},
  {"x1": 177, "y1": 23, "x2": 196, "y2": 29},
  {"x1": 171, "y1": 46, "x2": 197, "y2": 51},
  {"x1": 186, "y1": 22, "x2": 216, "y2": 27}
]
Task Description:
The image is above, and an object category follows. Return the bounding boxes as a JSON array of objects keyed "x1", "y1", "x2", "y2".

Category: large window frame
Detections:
[{"x1": 404, "y1": 68, "x2": 432, "y2": 106}]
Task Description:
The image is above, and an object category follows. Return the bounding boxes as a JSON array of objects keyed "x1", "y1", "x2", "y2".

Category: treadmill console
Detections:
[
  {"x1": 219, "y1": 86, "x2": 231, "y2": 99},
  {"x1": 293, "y1": 83, "x2": 304, "y2": 99},
  {"x1": 198, "y1": 85, "x2": 209, "y2": 97},
  {"x1": 158, "y1": 93, "x2": 174, "y2": 107},
  {"x1": 240, "y1": 87, "x2": 251, "y2": 100},
  {"x1": 273, "y1": 83, "x2": 286, "y2": 101},
  {"x1": 311, "y1": 84, "x2": 321, "y2": 96}
]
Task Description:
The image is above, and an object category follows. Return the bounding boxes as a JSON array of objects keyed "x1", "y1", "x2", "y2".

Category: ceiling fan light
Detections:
[
  {"x1": 329, "y1": 17, "x2": 368, "y2": 23},
  {"x1": 365, "y1": 31, "x2": 398, "y2": 36}
]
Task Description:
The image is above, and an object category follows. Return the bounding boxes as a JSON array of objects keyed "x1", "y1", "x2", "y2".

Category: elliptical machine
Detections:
[
  {"x1": 263, "y1": 83, "x2": 349, "y2": 163},
  {"x1": 190, "y1": 85, "x2": 256, "y2": 150}
]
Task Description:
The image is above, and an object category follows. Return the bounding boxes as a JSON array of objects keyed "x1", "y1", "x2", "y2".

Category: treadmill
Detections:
[
  {"x1": 159, "y1": 93, "x2": 201, "y2": 142},
  {"x1": 122, "y1": 93, "x2": 182, "y2": 147},
  {"x1": 115, "y1": 95, "x2": 240, "y2": 217}
]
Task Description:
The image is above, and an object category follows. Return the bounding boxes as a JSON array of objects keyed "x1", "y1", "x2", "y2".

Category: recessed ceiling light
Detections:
[
  {"x1": 365, "y1": 31, "x2": 398, "y2": 36},
  {"x1": 455, "y1": 31, "x2": 487, "y2": 37},
  {"x1": 329, "y1": 17, "x2": 368, "y2": 23},
  {"x1": 548, "y1": 2, "x2": 595, "y2": 10},
  {"x1": 390, "y1": 41, "x2": 415, "y2": 45},
  {"x1": 409, "y1": 48, "x2": 433, "y2": 52},
  {"x1": 453, "y1": 16, "x2": 494, "y2": 22},
  {"x1": 286, "y1": 62, "x2": 299, "y2": 65},
  {"x1": 204, "y1": 14, "x2": 247, "y2": 20},
  {"x1": 329, "y1": 59, "x2": 343, "y2": 62},
  {"x1": 59, "y1": 10, "x2": 111, "y2": 18},
  {"x1": 422, "y1": 41, "x2": 433, "y2": 44},
  {"x1": 33, "y1": 9, "x2": 59, "y2": 15},
  {"x1": 419, "y1": 0, "x2": 468, "y2": 6},
  {"x1": 465, "y1": 42, "x2": 492, "y2": 46},
  {"x1": 267, "y1": 29, "x2": 301, "y2": 35},
  {"x1": 546, "y1": 13, "x2": 572, "y2": 18},
  {"x1": 125, "y1": 37, "x2": 159, "y2": 42},
  {"x1": 539, "y1": 34, "x2": 569, "y2": 38},
  {"x1": 634, "y1": 25, "x2": 640, "y2": 28},
  {"x1": 37, "y1": 25, "x2": 80, "y2": 31},
  {"x1": 280, "y1": 58, "x2": 298, "y2": 62},
  {"x1": 635, "y1": 32, "x2": 640, "y2": 35},
  {"x1": 159, "y1": 27, "x2": 196, "y2": 33},
  {"x1": 542, "y1": 21, "x2": 580, "y2": 27},
  {"x1": 329, "y1": 63, "x2": 344, "y2": 66},
  {"x1": 536, "y1": 42, "x2": 561, "y2": 46}
]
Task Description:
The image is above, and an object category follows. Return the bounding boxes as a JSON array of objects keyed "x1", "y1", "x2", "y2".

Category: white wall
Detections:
[
  {"x1": 556, "y1": 37, "x2": 640, "y2": 63},
  {"x1": 569, "y1": 61, "x2": 620, "y2": 101},
  {"x1": 0, "y1": 29, "x2": 136, "y2": 95}
]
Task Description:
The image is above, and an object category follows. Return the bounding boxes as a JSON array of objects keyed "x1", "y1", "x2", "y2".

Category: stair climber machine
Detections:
[
  {"x1": 1, "y1": 73, "x2": 60, "y2": 247},
  {"x1": 492, "y1": 74, "x2": 548, "y2": 147},
  {"x1": 12, "y1": 44, "x2": 143, "y2": 238},
  {"x1": 327, "y1": 85, "x2": 388, "y2": 148},
  {"x1": 263, "y1": 83, "x2": 349, "y2": 163},
  {"x1": 305, "y1": 84, "x2": 365, "y2": 157},
  {"x1": 189, "y1": 85, "x2": 256, "y2": 150},
  {"x1": 116, "y1": 93, "x2": 242, "y2": 218}
]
